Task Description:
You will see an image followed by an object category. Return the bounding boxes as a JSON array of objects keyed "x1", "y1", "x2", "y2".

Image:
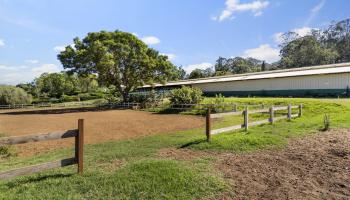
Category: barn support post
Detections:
[
  {"x1": 298, "y1": 104, "x2": 303, "y2": 117},
  {"x1": 76, "y1": 119, "x2": 84, "y2": 174},
  {"x1": 206, "y1": 107, "x2": 211, "y2": 142},
  {"x1": 287, "y1": 104, "x2": 292, "y2": 121},
  {"x1": 269, "y1": 106, "x2": 274, "y2": 124},
  {"x1": 244, "y1": 106, "x2": 249, "y2": 131}
]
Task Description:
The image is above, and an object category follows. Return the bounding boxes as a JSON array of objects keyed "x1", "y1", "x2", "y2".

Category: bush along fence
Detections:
[
  {"x1": 205, "y1": 104, "x2": 303, "y2": 142},
  {"x1": 0, "y1": 119, "x2": 84, "y2": 180}
]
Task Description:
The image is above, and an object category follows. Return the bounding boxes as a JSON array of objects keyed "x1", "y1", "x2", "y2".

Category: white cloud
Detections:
[
  {"x1": 273, "y1": 27, "x2": 314, "y2": 44},
  {"x1": 160, "y1": 53, "x2": 176, "y2": 60},
  {"x1": 273, "y1": 32, "x2": 284, "y2": 44},
  {"x1": 53, "y1": 45, "x2": 66, "y2": 52},
  {"x1": 293, "y1": 27, "x2": 313, "y2": 37},
  {"x1": 0, "y1": 65, "x2": 28, "y2": 71},
  {"x1": 25, "y1": 59, "x2": 39, "y2": 64},
  {"x1": 184, "y1": 62, "x2": 212, "y2": 74},
  {"x1": 242, "y1": 44, "x2": 280, "y2": 63},
  {"x1": 305, "y1": 0, "x2": 325, "y2": 26},
  {"x1": 141, "y1": 36, "x2": 160, "y2": 45},
  {"x1": 0, "y1": 39, "x2": 5, "y2": 47},
  {"x1": 31, "y1": 64, "x2": 60, "y2": 75},
  {"x1": 0, "y1": 63, "x2": 61, "y2": 85},
  {"x1": 214, "y1": 0, "x2": 269, "y2": 22}
]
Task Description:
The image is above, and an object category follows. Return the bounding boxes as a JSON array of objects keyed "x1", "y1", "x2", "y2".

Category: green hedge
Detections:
[{"x1": 0, "y1": 86, "x2": 32, "y2": 105}]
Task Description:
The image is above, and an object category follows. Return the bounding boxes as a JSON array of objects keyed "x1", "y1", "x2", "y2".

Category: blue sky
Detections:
[{"x1": 0, "y1": 0, "x2": 349, "y2": 85}]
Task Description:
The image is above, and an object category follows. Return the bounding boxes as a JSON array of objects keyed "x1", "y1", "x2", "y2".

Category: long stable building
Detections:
[{"x1": 140, "y1": 62, "x2": 350, "y2": 97}]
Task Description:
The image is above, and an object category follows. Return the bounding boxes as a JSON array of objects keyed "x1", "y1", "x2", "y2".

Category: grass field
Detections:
[{"x1": 0, "y1": 97, "x2": 349, "y2": 199}]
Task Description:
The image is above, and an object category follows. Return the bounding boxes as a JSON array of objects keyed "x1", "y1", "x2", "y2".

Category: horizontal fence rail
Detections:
[
  {"x1": 0, "y1": 158, "x2": 76, "y2": 180},
  {"x1": 0, "y1": 119, "x2": 84, "y2": 180},
  {"x1": 206, "y1": 104, "x2": 303, "y2": 140},
  {"x1": 0, "y1": 130, "x2": 78, "y2": 146}
]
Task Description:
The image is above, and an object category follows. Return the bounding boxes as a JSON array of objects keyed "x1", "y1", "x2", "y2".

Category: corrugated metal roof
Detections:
[{"x1": 142, "y1": 62, "x2": 350, "y2": 88}]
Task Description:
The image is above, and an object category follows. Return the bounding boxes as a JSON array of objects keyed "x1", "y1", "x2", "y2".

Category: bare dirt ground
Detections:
[
  {"x1": 216, "y1": 130, "x2": 350, "y2": 200},
  {"x1": 158, "y1": 130, "x2": 350, "y2": 200},
  {"x1": 0, "y1": 108, "x2": 204, "y2": 156}
]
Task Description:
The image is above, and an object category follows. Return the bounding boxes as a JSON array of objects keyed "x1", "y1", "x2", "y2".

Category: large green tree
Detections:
[
  {"x1": 279, "y1": 35, "x2": 338, "y2": 68},
  {"x1": 317, "y1": 18, "x2": 350, "y2": 63},
  {"x1": 35, "y1": 72, "x2": 76, "y2": 98},
  {"x1": 58, "y1": 30, "x2": 179, "y2": 101}
]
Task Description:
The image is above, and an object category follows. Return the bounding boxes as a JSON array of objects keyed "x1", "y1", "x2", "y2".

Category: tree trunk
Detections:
[{"x1": 121, "y1": 92, "x2": 129, "y2": 102}]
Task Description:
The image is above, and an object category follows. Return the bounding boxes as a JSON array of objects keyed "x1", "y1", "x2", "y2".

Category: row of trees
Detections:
[
  {"x1": 16, "y1": 72, "x2": 101, "y2": 102},
  {"x1": 187, "y1": 18, "x2": 350, "y2": 79},
  {"x1": 186, "y1": 57, "x2": 266, "y2": 79}
]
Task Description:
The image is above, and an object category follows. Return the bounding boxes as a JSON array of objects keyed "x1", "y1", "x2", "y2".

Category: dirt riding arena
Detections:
[{"x1": 0, "y1": 108, "x2": 204, "y2": 156}]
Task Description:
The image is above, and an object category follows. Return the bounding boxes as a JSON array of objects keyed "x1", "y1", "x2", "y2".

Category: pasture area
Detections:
[
  {"x1": 0, "y1": 108, "x2": 204, "y2": 156},
  {"x1": 0, "y1": 98, "x2": 349, "y2": 199}
]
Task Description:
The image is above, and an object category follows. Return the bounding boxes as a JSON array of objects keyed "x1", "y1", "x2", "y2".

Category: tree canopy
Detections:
[
  {"x1": 188, "y1": 68, "x2": 214, "y2": 79},
  {"x1": 279, "y1": 35, "x2": 338, "y2": 68},
  {"x1": 58, "y1": 30, "x2": 180, "y2": 101},
  {"x1": 214, "y1": 57, "x2": 264, "y2": 75}
]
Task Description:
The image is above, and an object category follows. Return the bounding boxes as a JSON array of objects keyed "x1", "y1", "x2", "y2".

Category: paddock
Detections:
[{"x1": 0, "y1": 108, "x2": 204, "y2": 156}]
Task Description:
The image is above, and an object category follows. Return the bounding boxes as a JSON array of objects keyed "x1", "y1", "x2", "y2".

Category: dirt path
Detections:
[
  {"x1": 0, "y1": 108, "x2": 204, "y2": 156},
  {"x1": 216, "y1": 130, "x2": 350, "y2": 200},
  {"x1": 157, "y1": 130, "x2": 349, "y2": 199}
]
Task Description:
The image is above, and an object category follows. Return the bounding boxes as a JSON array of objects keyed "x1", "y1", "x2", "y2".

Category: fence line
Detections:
[
  {"x1": 206, "y1": 104, "x2": 303, "y2": 140},
  {"x1": 0, "y1": 119, "x2": 84, "y2": 180}
]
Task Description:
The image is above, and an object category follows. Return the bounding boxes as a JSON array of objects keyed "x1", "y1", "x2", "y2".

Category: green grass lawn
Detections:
[{"x1": 1, "y1": 97, "x2": 350, "y2": 199}]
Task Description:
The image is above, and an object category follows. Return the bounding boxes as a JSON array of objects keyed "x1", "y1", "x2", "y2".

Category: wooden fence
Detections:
[
  {"x1": 0, "y1": 119, "x2": 84, "y2": 180},
  {"x1": 0, "y1": 102, "x2": 142, "y2": 111},
  {"x1": 205, "y1": 104, "x2": 303, "y2": 141}
]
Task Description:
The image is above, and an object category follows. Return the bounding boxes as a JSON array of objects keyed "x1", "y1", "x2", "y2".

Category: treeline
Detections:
[
  {"x1": 186, "y1": 18, "x2": 350, "y2": 79},
  {"x1": 15, "y1": 72, "x2": 108, "y2": 104}
]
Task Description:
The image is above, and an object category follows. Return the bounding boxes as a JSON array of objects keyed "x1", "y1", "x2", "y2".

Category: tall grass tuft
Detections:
[{"x1": 323, "y1": 114, "x2": 331, "y2": 131}]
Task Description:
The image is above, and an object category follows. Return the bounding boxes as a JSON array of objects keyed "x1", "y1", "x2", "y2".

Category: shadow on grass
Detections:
[
  {"x1": 180, "y1": 139, "x2": 207, "y2": 148},
  {"x1": 5, "y1": 173, "x2": 74, "y2": 188}
]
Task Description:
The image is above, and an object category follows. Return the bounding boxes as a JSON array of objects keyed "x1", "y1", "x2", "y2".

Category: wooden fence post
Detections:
[
  {"x1": 233, "y1": 104, "x2": 237, "y2": 112},
  {"x1": 206, "y1": 107, "x2": 211, "y2": 142},
  {"x1": 269, "y1": 106, "x2": 274, "y2": 124},
  {"x1": 287, "y1": 104, "x2": 292, "y2": 121},
  {"x1": 76, "y1": 119, "x2": 84, "y2": 174},
  {"x1": 298, "y1": 104, "x2": 303, "y2": 117},
  {"x1": 244, "y1": 106, "x2": 249, "y2": 131}
]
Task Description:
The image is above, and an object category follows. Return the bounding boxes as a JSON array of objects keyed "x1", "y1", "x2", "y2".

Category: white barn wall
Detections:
[
  {"x1": 193, "y1": 73, "x2": 350, "y2": 92},
  {"x1": 139, "y1": 63, "x2": 350, "y2": 97}
]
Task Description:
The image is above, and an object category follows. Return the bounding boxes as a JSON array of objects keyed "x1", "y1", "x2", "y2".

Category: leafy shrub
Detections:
[
  {"x1": 213, "y1": 94, "x2": 228, "y2": 113},
  {"x1": 59, "y1": 95, "x2": 79, "y2": 102},
  {"x1": 129, "y1": 90, "x2": 161, "y2": 108},
  {"x1": 78, "y1": 93, "x2": 91, "y2": 101},
  {"x1": 169, "y1": 86, "x2": 203, "y2": 105},
  {"x1": 49, "y1": 98, "x2": 60, "y2": 103},
  {"x1": 90, "y1": 92, "x2": 105, "y2": 99},
  {"x1": 92, "y1": 99, "x2": 108, "y2": 105},
  {"x1": 0, "y1": 85, "x2": 32, "y2": 105},
  {"x1": 104, "y1": 94, "x2": 120, "y2": 103},
  {"x1": 0, "y1": 134, "x2": 14, "y2": 158}
]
